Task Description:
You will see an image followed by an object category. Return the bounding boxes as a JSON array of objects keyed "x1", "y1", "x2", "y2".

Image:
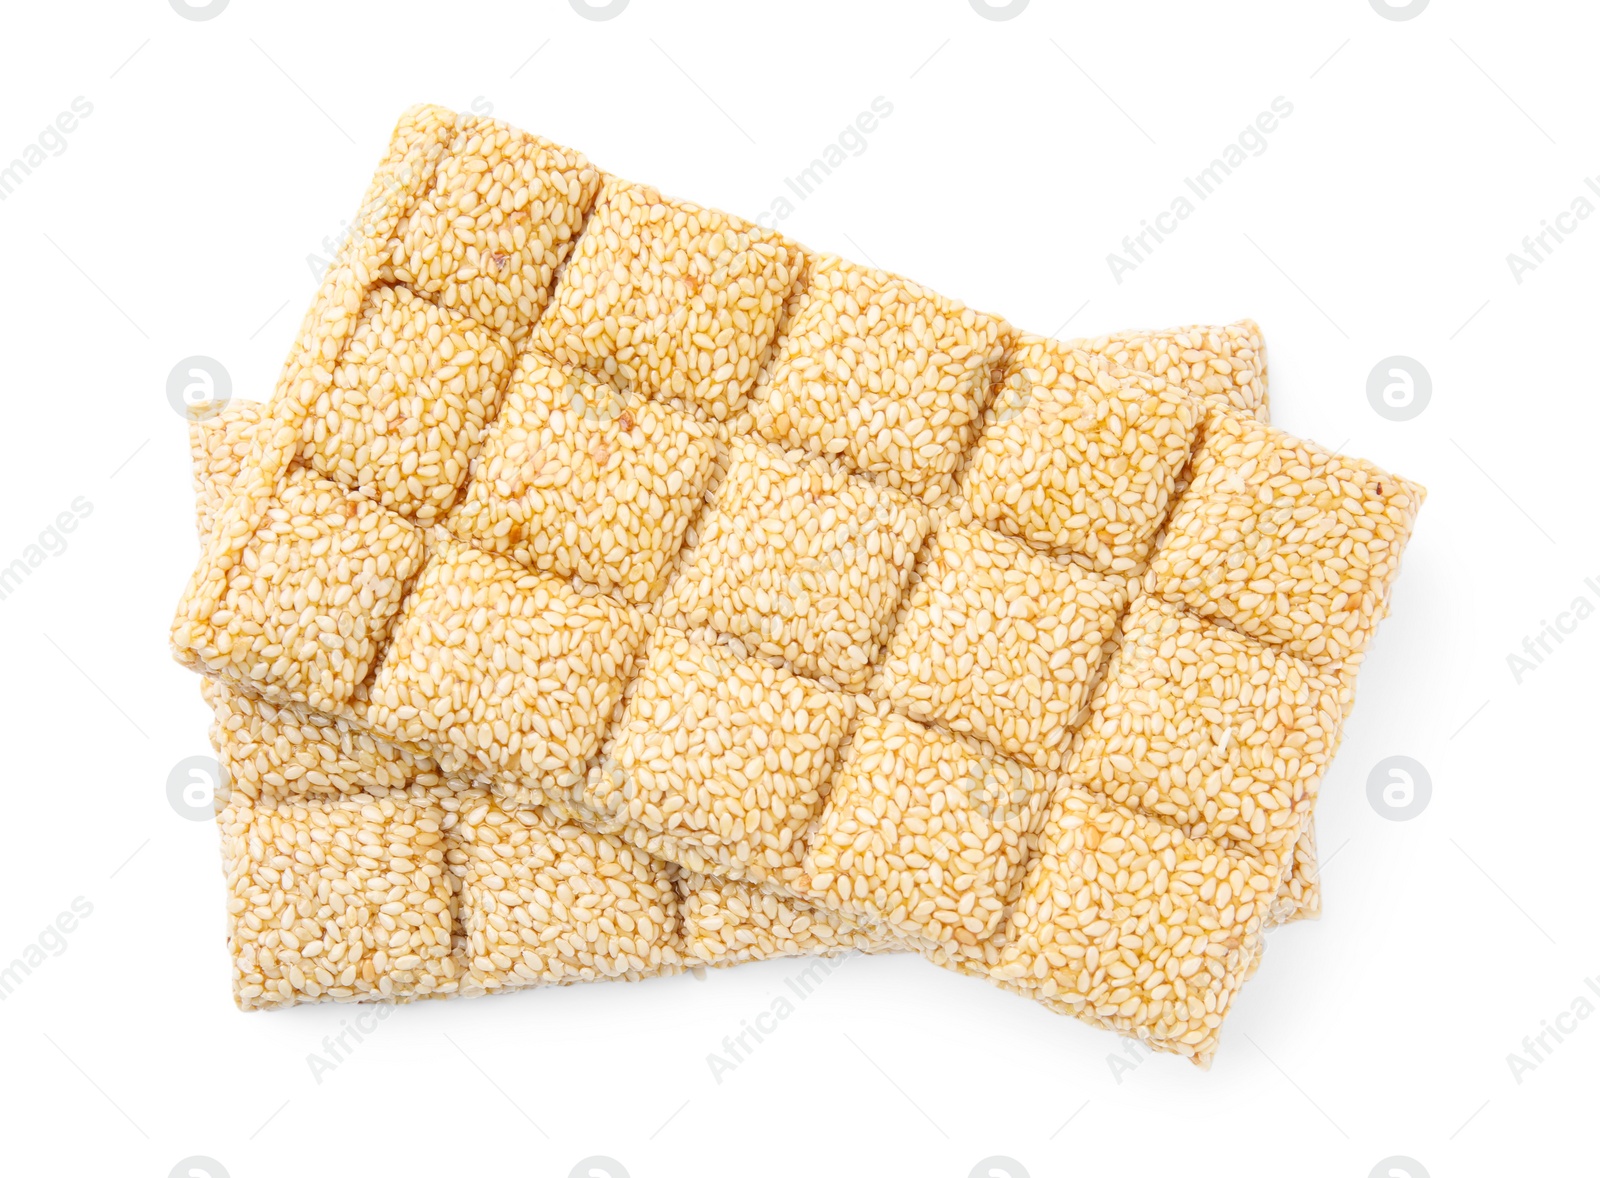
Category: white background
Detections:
[{"x1": 0, "y1": 1, "x2": 1593, "y2": 1175}]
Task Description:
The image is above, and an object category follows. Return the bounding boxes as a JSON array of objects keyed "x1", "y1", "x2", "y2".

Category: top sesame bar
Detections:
[{"x1": 171, "y1": 104, "x2": 1422, "y2": 1062}]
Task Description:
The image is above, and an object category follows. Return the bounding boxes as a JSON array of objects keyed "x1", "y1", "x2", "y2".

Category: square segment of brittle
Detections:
[
  {"x1": 876, "y1": 520, "x2": 1126, "y2": 770},
  {"x1": 585, "y1": 627, "x2": 856, "y2": 886},
  {"x1": 221, "y1": 789, "x2": 456, "y2": 1008},
  {"x1": 1068, "y1": 594, "x2": 1342, "y2": 871},
  {"x1": 1149, "y1": 412, "x2": 1425, "y2": 664},
  {"x1": 172, "y1": 470, "x2": 425, "y2": 714},
  {"x1": 446, "y1": 353, "x2": 718, "y2": 602},
  {"x1": 205, "y1": 679, "x2": 436, "y2": 800},
  {"x1": 1081, "y1": 321, "x2": 1269, "y2": 422},
  {"x1": 961, "y1": 338, "x2": 1201, "y2": 573},
  {"x1": 678, "y1": 874, "x2": 891, "y2": 964},
  {"x1": 453, "y1": 796, "x2": 679, "y2": 991},
  {"x1": 750, "y1": 256, "x2": 1007, "y2": 504},
  {"x1": 802, "y1": 711, "x2": 1049, "y2": 946},
  {"x1": 364, "y1": 537, "x2": 646, "y2": 787},
  {"x1": 190, "y1": 401, "x2": 265, "y2": 538},
  {"x1": 535, "y1": 178, "x2": 800, "y2": 421},
  {"x1": 300, "y1": 284, "x2": 517, "y2": 525},
  {"x1": 659, "y1": 438, "x2": 930, "y2": 690},
  {"x1": 389, "y1": 117, "x2": 600, "y2": 343},
  {"x1": 992, "y1": 784, "x2": 1274, "y2": 1059}
]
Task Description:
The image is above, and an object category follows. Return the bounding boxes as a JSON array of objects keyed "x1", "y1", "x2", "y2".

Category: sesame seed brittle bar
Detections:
[{"x1": 172, "y1": 105, "x2": 1422, "y2": 1062}]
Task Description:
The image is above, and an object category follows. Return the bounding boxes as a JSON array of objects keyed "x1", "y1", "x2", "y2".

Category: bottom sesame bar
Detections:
[
  {"x1": 194, "y1": 406, "x2": 885, "y2": 1010},
  {"x1": 207, "y1": 679, "x2": 889, "y2": 1008}
]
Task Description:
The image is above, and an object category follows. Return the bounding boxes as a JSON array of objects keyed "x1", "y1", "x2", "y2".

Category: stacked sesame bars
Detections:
[{"x1": 172, "y1": 105, "x2": 1423, "y2": 1063}]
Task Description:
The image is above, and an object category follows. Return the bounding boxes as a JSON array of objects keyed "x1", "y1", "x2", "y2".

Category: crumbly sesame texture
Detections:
[
  {"x1": 173, "y1": 105, "x2": 1423, "y2": 1063},
  {"x1": 750, "y1": 255, "x2": 1008, "y2": 506},
  {"x1": 1065, "y1": 594, "x2": 1343, "y2": 884},
  {"x1": 873, "y1": 519, "x2": 1127, "y2": 770},
  {"x1": 445, "y1": 353, "x2": 719, "y2": 602},
  {"x1": 657, "y1": 437, "x2": 930, "y2": 691},
  {"x1": 585, "y1": 626, "x2": 857, "y2": 889}
]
